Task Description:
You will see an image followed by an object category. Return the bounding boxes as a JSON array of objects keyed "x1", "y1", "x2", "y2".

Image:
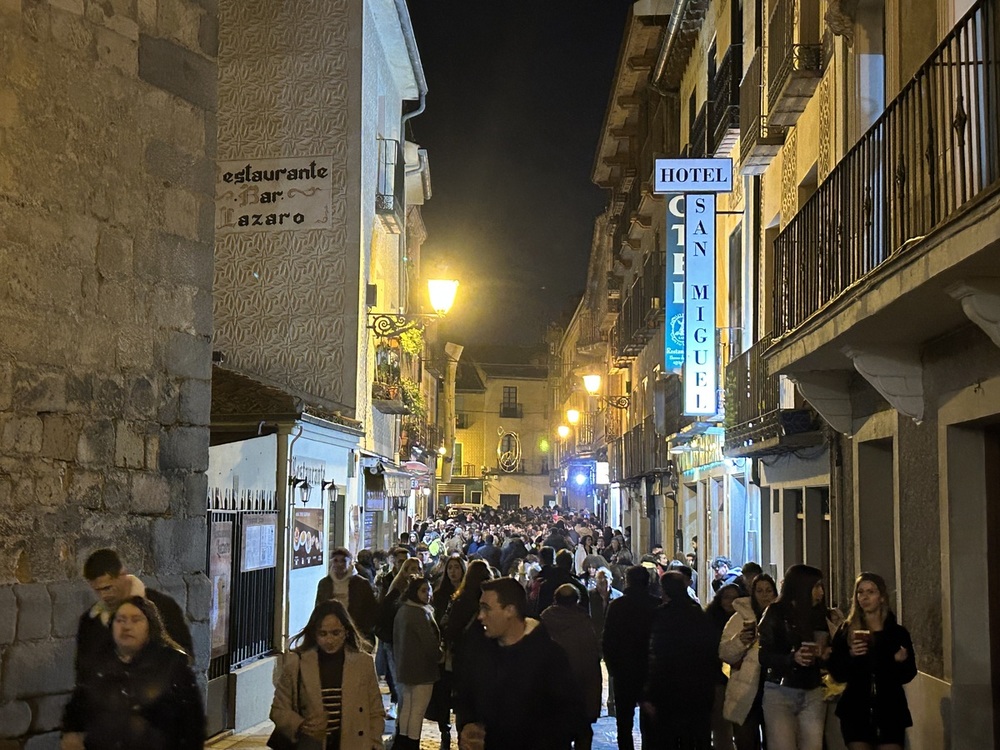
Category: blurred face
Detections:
[
  {"x1": 446, "y1": 559, "x2": 464, "y2": 585},
  {"x1": 855, "y1": 580, "x2": 883, "y2": 614},
  {"x1": 719, "y1": 588, "x2": 738, "y2": 614},
  {"x1": 417, "y1": 582, "x2": 431, "y2": 604},
  {"x1": 754, "y1": 580, "x2": 777, "y2": 610},
  {"x1": 811, "y1": 579, "x2": 825, "y2": 606},
  {"x1": 595, "y1": 571, "x2": 610, "y2": 593},
  {"x1": 409, "y1": 532, "x2": 418, "y2": 544},
  {"x1": 393, "y1": 551, "x2": 408, "y2": 569},
  {"x1": 316, "y1": 614, "x2": 347, "y2": 654},
  {"x1": 331, "y1": 554, "x2": 349, "y2": 577},
  {"x1": 478, "y1": 590, "x2": 514, "y2": 640},
  {"x1": 686, "y1": 554, "x2": 696, "y2": 566},
  {"x1": 112, "y1": 603, "x2": 150, "y2": 656},
  {"x1": 89, "y1": 573, "x2": 131, "y2": 609},
  {"x1": 714, "y1": 563, "x2": 729, "y2": 580}
]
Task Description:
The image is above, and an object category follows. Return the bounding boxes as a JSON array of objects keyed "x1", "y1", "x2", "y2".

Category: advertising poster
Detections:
[
  {"x1": 241, "y1": 513, "x2": 277, "y2": 572},
  {"x1": 292, "y1": 508, "x2": 324, "y2": 569},
  {"x1": 209, "y1": 521, "x2": 233, "y2": 659}
]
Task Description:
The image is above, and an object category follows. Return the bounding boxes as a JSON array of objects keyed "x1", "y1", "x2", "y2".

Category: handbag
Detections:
[{"x1": 267, "y1": 654, "x2": 302, "y2": 750}]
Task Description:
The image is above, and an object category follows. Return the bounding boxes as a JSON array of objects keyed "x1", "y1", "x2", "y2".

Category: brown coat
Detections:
[{"x1": 270, "y1": 647, "x2": 385, "y2": 750}]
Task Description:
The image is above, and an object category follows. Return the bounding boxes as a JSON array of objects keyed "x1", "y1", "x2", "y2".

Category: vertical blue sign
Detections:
[
  {"x1": 683, "y1": 194, "x2": 717, "y2": 416},
  {"x1": 664, "y1": 194, "x2": 685, "y2": 374}
]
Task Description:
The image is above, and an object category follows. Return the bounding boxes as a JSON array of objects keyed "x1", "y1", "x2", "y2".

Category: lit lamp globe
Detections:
[
  {"x1": 557, "y1": 425, "x2": 570, "y2": 439},
  {"x1": 582, "y1": 374, "x2": 602, "y2": 394},
  {"x1": 427, "y1": 279, "x2": 459, "y2": 316},
  {"x1": 566, "y1": 409, "x2": 580, "y2": 426}
]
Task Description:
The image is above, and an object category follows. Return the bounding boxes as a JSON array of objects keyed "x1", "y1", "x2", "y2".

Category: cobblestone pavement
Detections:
[{"x1": 207, "y1": 673, "x2": 639, "y2": 750}]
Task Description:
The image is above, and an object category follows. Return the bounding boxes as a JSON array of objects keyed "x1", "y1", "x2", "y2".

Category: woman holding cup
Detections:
[
  {"x1": 828, "y1": 573, "x2": 916, "y2": 749},
  {"x1": 758, "y1": 564, "x2": 831, "y2": 750}
]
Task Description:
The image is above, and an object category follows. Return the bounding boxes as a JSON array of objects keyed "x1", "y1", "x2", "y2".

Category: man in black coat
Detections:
[
  {"x1": 499, "y1": 533, "x2": 529, "y2": 575},
  {"x1": 474, "y1": 533, "x2": 502, "y2": 570},
  {"x1": 602, "y1": 565, "x2": 661, "y2": 750},
  {"x1": 537, "y1": 549, "x2": 589, "y2": 615},
  {"x1": 74, "y1": 549, "x2": 194, "y2": 681},
  {"x1": 314, "y1": 546, "x2": 378, "y2": 636},
  {"x1": 458, "y1": 577, "x2": 583, "y2": 750}
]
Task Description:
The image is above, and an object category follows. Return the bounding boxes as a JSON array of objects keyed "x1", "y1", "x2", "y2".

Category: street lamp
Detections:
[
  {"x1": 566, "y1": 409, "x2": 580, "y2": 425},
  {"x1": 581, "y1": 373, "x2": 630, "y2": 410},
  {"x1": 557, "y1": 424, "x2": 570, "y2": 439},
  {"x1": 367, "y1": 278, "x2": 459, "y2": 337}
]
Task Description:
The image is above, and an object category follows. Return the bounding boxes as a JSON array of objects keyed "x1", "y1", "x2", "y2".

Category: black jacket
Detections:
[
  {"x1": 74, "y1": 588, "x2": 193, "y2": 681},
  {"x1": 63, "y1": 642, "x2": 205, "y2": 750},
  {"x1": 499, "y1": 538, "x2": 530, "y2": 574},
  {"x1": 537, "y1": 568, "x2": 589, "y2": 616},
  {"x1": 315, "y1": 574, "x2": 378, "y2": 636},
  {"x1": 828, "y1": 614, "x2": 917, "y2": 731},
  {"x1": 475, "y1": 543, "x2": 502, "y2": 570},
  {"x1": 601, "y1": 588, "x2": 660, "y2": 686},
  {"x1": 644, "y1": 599, "x2": 718, "y2": 723},
  {"x1": 460, "y1": 620, "x2": 582, "y2": 750},
  {"x1": 758, "y1": 601, "x2": 828, "y2": 689}
]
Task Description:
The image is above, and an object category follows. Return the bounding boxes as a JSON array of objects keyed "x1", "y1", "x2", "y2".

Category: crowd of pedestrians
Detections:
[{"x1": 55, "y1": 508, "x2": 920, "y2": 750}]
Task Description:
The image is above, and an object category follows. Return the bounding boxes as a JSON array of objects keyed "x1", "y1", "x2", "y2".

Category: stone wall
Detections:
[{"x1": 0, "y1": 0, "x2": 216, "y2": 745}]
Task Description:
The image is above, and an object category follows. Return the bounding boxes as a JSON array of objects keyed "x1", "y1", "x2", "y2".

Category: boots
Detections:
[{"x1": 440, "y1": 728, "x2": 452, "y2": 750}]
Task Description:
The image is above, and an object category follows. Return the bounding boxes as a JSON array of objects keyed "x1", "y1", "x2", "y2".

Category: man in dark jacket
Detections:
[
  {"x1": 475, "y1": 533, "x2": 502, "y2": 570},
  {"x1": 458, "y1": 577, "x2": 583, "y2": 750},
  {"x1": 537, "y1": 549, "x2": 589, "y2": 615},
  {"x1": 314, "y1": 547, "x2": 378, "y2": 635},
  {"x1": 74, "y1": 549, "x2": 194, "y2": 681},
  {"x1": 602, "y1": 565, "x2": 660, "y2": 750},
  {"x1": 499, "y1": 533, "x2": 530, "y2": 575},
  {"x1": 541, "y1": 585, "x2": 602, "y2": 750},
  {"x1": 644, "y1": 571, "x2": 719, "y2": 749}
]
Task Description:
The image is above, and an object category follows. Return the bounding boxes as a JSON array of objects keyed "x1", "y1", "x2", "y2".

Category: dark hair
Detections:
[
  {"x1": 84, "y1": 549, "x2": 124, "y2": 580},
  {"x1": 706, "y1": 583, "x2": 742, "y2": 628},
  {"x1": 750, "y1": 573, "x2": 778, "y2": 619},
  {"x1": 711, "y1": 556, "x2": 733, "y2": 570},
  {"x1": 453, "y1": 559, "x2": 493, "y2": 602},
  {"x1": 292, "y1": 600, "x2": 367, "y2": 654},
  {"x1": 480, "y1": 577, "x2": 527, "y2": 619},
  {"x1": 356, "y1": 549, "x2": 373, "y2": 565},
  {"x1": 625, "y1": 564, "x2": 650, "y2": 589},
  {"x1": 555, "y1": 549, "x2": 574, "y2": 571},
  {"x1": 554, "y1": 583, "x2": 579, "y2": 607},
  {"x1": 660, "y1": 571, "x2": 690, "y2": 603},
  {"x1": 404, "y1": 575, "x2": 431, "y2": 603},
  {"x1": 539, "y1": 547, "x2": 555, "y2": 566},
  {"x1": 113, "y1": 596, "x2": 185, "y2": 656},
  {"x1": 483, "y1": 534, "x2": 494, "y2": 545},
  {"x1": 330, "y1": 546, "x2": 352, "y2": 560},
  {"x1": 776, "y1": 564, "x2": 827, "y2": 638},
  {"x1": 742, "y1": 561, "x2": 763, "y2": 581}
]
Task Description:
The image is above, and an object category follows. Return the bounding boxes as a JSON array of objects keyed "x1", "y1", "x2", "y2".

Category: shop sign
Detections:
[
  {"x1": 664, "y1": 194, "x2": 686, "y2": 373},
  {"x1": 683, "y1": 194, "x2": 717, "y2": 416},
  {"x1": 292, "y1": 508, "x2": 324, "y2": 569},
  {"x1": 654, "y1": 157, "x2": 733, "y2": 193},
  {"x1": 216, "y1": 155, "x2": 334, "y2": 233}
]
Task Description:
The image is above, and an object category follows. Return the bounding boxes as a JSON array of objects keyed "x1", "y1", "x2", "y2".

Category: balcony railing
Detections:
[
  {"x1": 772, "y1": 0, "x2": 1000, "y2": 337},
  {"x1": 622, "y1": 416, "x2": 668, "y2": 479},
  {"x1": 641, "y1": 251, "x2": 665, "y2": 327},
  {"x1": 740, "y1": 47, "x2": 786, "y2": 173},
  {"x1": 689, "y1": 104, "x2": 708, "y2": 158},
  {"x1": 376, "y1": 138, "x2": 405, "y2": 234},
  {"x1": 709, "y1": 44, "x2": 742, "y2": 156},
  {"x1": 499, "y1": 403, "x2": 523, "y2": 419},
  {"x1": 767, "y1": 0, "x2": 822, "y2": 126}
]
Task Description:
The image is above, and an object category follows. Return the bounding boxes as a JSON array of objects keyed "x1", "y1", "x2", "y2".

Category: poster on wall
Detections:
[
  {"x1": 208, "y1": 521, "x2": 232, "y2": 659},
  {"x1": 363, "y1": 511, "x2": 377, "y2": 550},
  {"x1": 241, "y1": 513, "x2": 278, "y2": 572},
  {"x1": 292, "y1": 508, "x2": 324, "y2": 569}
]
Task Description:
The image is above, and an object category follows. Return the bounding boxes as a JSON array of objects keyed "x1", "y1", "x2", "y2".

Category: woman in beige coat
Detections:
[{"x1": 270, "y1": 600, "x2": 385, "y2": 750}]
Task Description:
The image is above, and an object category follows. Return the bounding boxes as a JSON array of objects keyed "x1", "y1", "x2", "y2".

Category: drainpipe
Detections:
[
  {"x1": 441, "y1": 343, "x2": 463, "y2": 483},
  {"x1": 651, "y1": 0, "x2": 694, "y2": 94},
  {"x1": 395, "y1": 0, "x2": 428, "y2": 127}
]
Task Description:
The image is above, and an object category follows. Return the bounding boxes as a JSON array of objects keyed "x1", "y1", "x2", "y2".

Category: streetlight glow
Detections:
[
  {"x1": 557, "y1": 425, "x2": 570, "y2": 439},
  {"x1": 582, "y1": 374, "x2": 602, "y2": 394},
  {"x1": 566, "y1": 409, "x2": 580, "y2": 425},
  {"x1": 427, "y1": 279, "x2": 459, "y2": 316}
]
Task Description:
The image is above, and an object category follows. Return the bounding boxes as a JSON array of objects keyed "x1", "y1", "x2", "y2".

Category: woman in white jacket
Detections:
[
  {"x1": 720, "y1": 573, "x2": 778, "y2": 750},
  {"x1": 270, "y1": 600, "x2": 385, "y2": 750}
]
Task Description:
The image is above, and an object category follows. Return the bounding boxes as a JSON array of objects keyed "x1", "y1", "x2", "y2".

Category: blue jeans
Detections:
[{"x1": 761, "y1": 684, "x2": 825, "y2": 750}]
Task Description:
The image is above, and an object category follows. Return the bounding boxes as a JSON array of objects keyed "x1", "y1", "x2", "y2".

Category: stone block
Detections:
[
  {"x1": 0, "y1": 639, "x2": 74, "y2": 700},
  {"x1": 0, "y1": 360, "x2": 12, "y2": 410},
  {"x1": 131, "y1": 471, "x2": 170, "y2": 515},
  {"x1": 179, "y1": 378, "x2": 211, "y2": 426},
  {"x1": 1, "y1": 415, "x2": 42, "y2": 454},
  {"x1": 94, "y1": 376, "x2": 125, "y2": 416},
  {"x1": 34, "y1": 473, "x2": 66, "y2": 507},
  {"x1": 138, "y1": 34, "x2": 216, "y2": 112},
  {"x1": 114, "y1": 420, "x2": 145, "y2": 469},
  {"x1": 50, "y1": 6, "x2": 91, "y2": 53},
  {"x1": 95, "y1": 25, "x2": 137, "y2": 74},
  {"x1": 47, "y1": 580, "x2": 91, "y2": 638},
  {"x1": 15, "y1": 368, "x2": 66, "y2": 413},
  {"x1": 198, "y1": 12, "x2": 216, "y2": 58},
  {"x1": 64, "y1": 373, "x2": 94, "y2": 414},
  {"x1": 40, "y1": 414, "x2": 78, "y2": 460},
  {"x1": 23, "y1": 731, "x2": 60, "y2": 750},
  {"x1": 30, "y1": 694, "x2": 68, "y2": 733},
  {"x1": 162, "y1": 186, "x2": 198, "y2": 240},
  {"x1": 134, "y1": 231, "x2": 212, "y2": 291},
  {"x1": 158, "y1": 425, "x2": 209, "y2": 471},
  {"x1": 128, "y1": 376, "x2": 158, "y2": 419},
  {"x1": 0, "y1": 700, "x2": 31, "y2": 739},
  {"x1": 67, "y1": 469, "x2": 102, "y2": 510},
  {"x1": 184, "y1": 471, "x2": 208, "y2": 518},
  {"x1": 190, "y1": 619, "x2": 209, "y2": 670},
  {"x1": 0, "y1": 0, "x2": 21, "y2": 17},
  {"x1": 115, "y1": 326, "x2": 154, "y2": 371},
  {"x1": 0, "y1": 587, "x2": 15, "y2": 645},
  {"x1": 165, "y1": 331, "x2": 211, "y2": 380},
  {"x1": 14, "y1": 584, "x2": 51, "y2": 641},
  {"x1": 152, "y1": 573, "x2": 187, "y2": 614},
  {"x1": 137, "y1": 0, "x2": 155, "y2": 30},
  {"x1": 76, "y1": 419, "x2": 114, "y2": 465},
  {"x1": 144, "y1": 140, "x2": 213, "y2": 195},
  {"x1": 152, "y1": 517, "x2": 205, "y2": 574},
  {"x1": 101, "y1": 470, "x2": 131, "y2": 513},
  {"x1": 47, "y1": 0, "x2": 82, "y2": 14},
  {"x1": 103, "y1": 11, "x2": 138, "y2": 41},
  {"x1": 144, "y1": 431, "x2": 159, "y2": 471},
  {"x1": 96, "y1": 228, "x2": 133, "y2": 279},
  {"x1": 185, "y1": 571, "x2": 210, "y2": 622}
]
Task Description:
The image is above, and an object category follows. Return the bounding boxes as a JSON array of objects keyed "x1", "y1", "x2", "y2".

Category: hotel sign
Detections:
[
  {"x1": 683, "y1": 194, "x2": 717, "y2": 416},
  {"x1": 654, "y1": 158, "x2": 733, "y2": 193},
  {"x1": 664, "y1": 194, "x2": 686, "y2": 374}
]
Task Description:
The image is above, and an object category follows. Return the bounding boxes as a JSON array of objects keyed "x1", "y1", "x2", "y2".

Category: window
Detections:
[{"x1": 502, "y1": 386, "x2": 517, "y2": 407}]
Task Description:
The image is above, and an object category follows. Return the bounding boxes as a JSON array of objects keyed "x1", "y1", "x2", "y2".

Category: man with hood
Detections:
[
  {"x1": 458, "y1": 577, "x2": 582, "y2": 750},
  {"x1": 315, "y1": 546, "x2": 378, "y2": 635},
  {"x1": 541, "y1": 584, "x2": 602, "y2": 750},
  {"x1": 74, "y1": 548, "x2": 193, "y2": 680}
]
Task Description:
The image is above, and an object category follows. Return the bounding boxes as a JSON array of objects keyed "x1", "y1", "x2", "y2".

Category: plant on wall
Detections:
[
  {"x1": 398, "y1": 328, "x2": 424, "y2": 357},
  {"x1": 400, "y1": 376, "x2": 426, "y2": 420}
]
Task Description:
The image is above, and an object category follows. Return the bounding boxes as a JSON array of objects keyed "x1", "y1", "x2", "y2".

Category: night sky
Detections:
[{"x1": 406, "y1": 1, "x2": 634, "y2": 346}]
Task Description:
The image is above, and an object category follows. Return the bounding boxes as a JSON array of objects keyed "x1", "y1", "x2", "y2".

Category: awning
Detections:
[{"x1": 364, "y1": 462, "x2": 411, "y2": 498}]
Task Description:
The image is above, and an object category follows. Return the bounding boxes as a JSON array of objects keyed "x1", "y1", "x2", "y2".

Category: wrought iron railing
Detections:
[
  {"x1": 772, "y1": 0, "x2": 1000, "y2": 336},
  {"x1": 740, "y1": 47, "x2": 786, "y2": 168},
  {"x1": 641, "y1": 250, "x2": 665, "y2": 326},
  {"x1": 499, "y1": 403, "x2": 523, "y2": 418},
  {"x1": 724, "y1": 333, "x2": 779, "y2": 433},
  {"x1": 767, "y1": 0, "x2": 822, "y2": 111},
  {"x1": 375, "y1": 138, "x2": 405, "y2": 233},
  {"x1": 710, "y1": 44, "x2": 742, "y2": 154}
]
